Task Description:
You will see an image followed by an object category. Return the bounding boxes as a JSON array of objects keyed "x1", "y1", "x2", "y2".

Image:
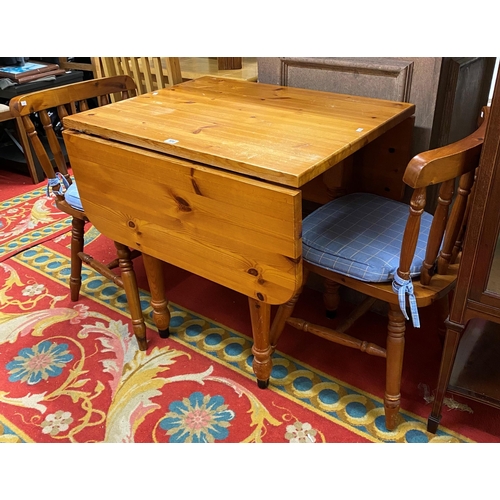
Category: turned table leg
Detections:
[
  {"x1": 142, "y1": 253, "x2": 171, "y2": 339},
  {"x1": 248, "y1": 297, "x2": 273, "y2": 389}
]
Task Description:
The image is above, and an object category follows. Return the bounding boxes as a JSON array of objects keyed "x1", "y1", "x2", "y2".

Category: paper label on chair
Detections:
[{"x1": 164, "y1": 139, "x2": 179, "y2": 144}]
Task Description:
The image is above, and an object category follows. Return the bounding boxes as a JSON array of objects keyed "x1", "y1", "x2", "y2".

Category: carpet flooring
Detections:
[{"x1": 1, "y1": 171, "x2": 499, "y2": 445}]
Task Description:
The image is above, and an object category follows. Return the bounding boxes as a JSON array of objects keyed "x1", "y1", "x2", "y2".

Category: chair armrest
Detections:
[{"x1": 403, "y1": 106, "x2": 490, "y2": 189}]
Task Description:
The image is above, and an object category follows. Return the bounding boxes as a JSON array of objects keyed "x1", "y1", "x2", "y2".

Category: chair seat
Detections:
[
  {"x1": 302, "y1": 192, "x2": 434, "y2": 282},
  {"x1": 65, "y1": 182, "x2": 84, "y2": 211}
]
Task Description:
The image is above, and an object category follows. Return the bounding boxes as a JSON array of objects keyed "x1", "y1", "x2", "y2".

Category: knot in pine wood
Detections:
[{"x1": 174, "y1": 196, "x2": 192, "y2": 212}]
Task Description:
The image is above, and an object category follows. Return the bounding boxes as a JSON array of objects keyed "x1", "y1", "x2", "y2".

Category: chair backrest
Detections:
[
  {"x1": 398, "y1": 106, "x2": 490, "y2": 286},
  {"x1": 8, "y1": 75, "x2": 137, "y2": 202},
  {"x1": 95, "y1": 57, "x2": 183, "y2": 95}
]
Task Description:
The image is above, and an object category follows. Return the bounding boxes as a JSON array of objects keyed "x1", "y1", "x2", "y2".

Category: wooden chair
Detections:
[
  {"x1": 58, "y1": 57, "x2": 98, "y2": 77},
  {"x1": 8, "y1": 75, "x2": 159, "y2": 351},
  {"x1": 94, "y1": 57, "x2": 183, "y2": 95},
  {"x1": 270, "y1": 107, "x2": 490, "y2": 431}
]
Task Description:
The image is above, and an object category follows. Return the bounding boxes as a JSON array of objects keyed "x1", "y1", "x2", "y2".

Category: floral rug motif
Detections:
[
  {"x1": 0, "y1": 186, "x2": 71, "y2": 263},
  {"x1": 0, "y1": 242, "x2": 474, "y2": 443}
]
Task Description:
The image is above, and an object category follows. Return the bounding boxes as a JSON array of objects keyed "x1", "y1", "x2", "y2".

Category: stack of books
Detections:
[{"x1": 0, "y1": 60, "x2": 66, "y2": 84}]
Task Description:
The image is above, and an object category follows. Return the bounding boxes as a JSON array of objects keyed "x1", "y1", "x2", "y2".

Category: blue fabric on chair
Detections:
[
  {"x1": 392, "y1": 273, "x2": 420, "y2": 328},
  {"x1": 302, "y1": 192, "x2": 434, "y2": 283},
  {"x1": 47, "y1": 173, "x2": 69, "y2": 197},
  {"x1": 64, "y1": 182, "x2": 84, "y2": 211}
]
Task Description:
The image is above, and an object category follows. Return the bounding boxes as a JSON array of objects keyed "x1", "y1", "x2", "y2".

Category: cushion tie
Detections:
[
  {"x1": 392, "y1": 273, "x2": 420, "y2": 328},
  {"x1": 47, "y1": 173, "x2": 70, "y2": 197}
]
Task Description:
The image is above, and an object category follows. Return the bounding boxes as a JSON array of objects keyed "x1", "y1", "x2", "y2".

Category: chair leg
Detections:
[
  {"x1": 114, "y1": 242, "x2": 148, "y2": 351},
  {"x1": 324, "y1": 278, "x2": 341, "y2": 319},
  {"x1": 385, "y1": 303, "x2": 406, "y2": 431},
  {"x1": 70, "y1": 217, "x2": 85, "y2": 301},
  {"x1": 427, "y1": 324, "x2": 462, "y2": 434}
]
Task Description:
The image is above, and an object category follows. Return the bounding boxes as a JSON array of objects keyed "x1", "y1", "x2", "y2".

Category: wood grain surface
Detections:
[
  {"x1": 62, "y1": 76, "x2": 415, "y2": 188},
  {"x1": 63, "y1": 130, "x2": 302, "y2": 304}
]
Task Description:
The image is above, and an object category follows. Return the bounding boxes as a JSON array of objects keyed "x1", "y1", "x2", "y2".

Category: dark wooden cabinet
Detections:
[{"x1": 428, "y1": 69, "x2": 500, "y2": 433}]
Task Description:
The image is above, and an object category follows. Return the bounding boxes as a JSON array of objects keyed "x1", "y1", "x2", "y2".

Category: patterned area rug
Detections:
[
  {"x1": 1, "y1": 182, "x2": 499, "y2": 443},
  {"x1": 0, "y1": 186, "x2": 70, "y2": 263},
  {"x1": 0, "y1": 236, "x2": 480, "y2": 443}
]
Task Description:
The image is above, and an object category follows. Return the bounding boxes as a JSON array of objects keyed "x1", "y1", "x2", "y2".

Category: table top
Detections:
[{"x1": 63, "y1": 76, "x2": 415, "y2": 188}]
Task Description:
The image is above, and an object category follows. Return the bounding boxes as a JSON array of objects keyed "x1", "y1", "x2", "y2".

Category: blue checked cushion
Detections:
[
  {"x1": 65, "y1": 182, "x2": 84, "y2": 211},
  {"x1": 302, "y1": 192, "x2": 433, "y2": 282}
]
